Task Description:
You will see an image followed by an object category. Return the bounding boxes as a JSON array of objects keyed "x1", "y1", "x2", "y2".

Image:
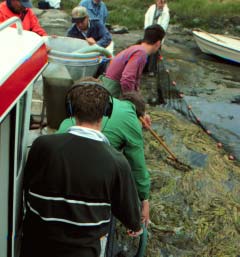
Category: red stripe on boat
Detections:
[{"x1": 0, "y1": 44, "x2": 48, "y2": 119}]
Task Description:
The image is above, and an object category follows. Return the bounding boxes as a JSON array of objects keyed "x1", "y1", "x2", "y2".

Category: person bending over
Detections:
[
  {"x1": 67, "y1": 6, "x2": 111, "y2": 48},
  {"x1": 101, "y1": 24, "x2": 165, "y2": 98},
  {"x1": 20, "y1": 83, "x2": 142, "y2": 257},
  {"x1": 58, "y1": 88, "x2": 151, "y2": 227}
]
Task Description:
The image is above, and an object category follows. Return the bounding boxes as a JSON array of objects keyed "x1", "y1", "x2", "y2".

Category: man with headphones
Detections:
[
  {"x1": 21, "y1": 83, "x2": 142, "y2": 257},
  {"x1": 58, "y1": 82, "x2": 151, "y2": 228}
]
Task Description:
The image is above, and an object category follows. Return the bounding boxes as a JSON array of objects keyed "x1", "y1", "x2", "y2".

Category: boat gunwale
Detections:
[{"x1": 193, "y1": 30, "x2": 240, "y2": 54}]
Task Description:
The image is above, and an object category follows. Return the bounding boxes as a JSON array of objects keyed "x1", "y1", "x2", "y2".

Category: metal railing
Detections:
[{"x1": 0, "y1": 17, "x2": 23, "y2": 35}]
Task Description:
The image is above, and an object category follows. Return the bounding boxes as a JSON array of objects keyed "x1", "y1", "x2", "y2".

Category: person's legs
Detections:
[{"x1": 148, "y1": 52, "x2": 158, "y2": 76}]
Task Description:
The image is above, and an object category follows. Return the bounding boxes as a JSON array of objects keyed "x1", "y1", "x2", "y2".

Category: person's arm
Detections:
[
  {"x1": 122, "y1": 114, "x2": 150, "y2": 226},
  {"x1": 0, "y1": 11, "x2": 7, "y2": 23},
  {"x1": 123, "y1": 116, "x2": 150, "y2": 201},
  {"x1": 111, "y1": 152, "x2": 141, "y2": 232},
  {"x1": 96, "y1": 22, "x2": 112, "y2": 47},
  {"x1": 103, "y1": 2, "x2": 108, "y2": 24},
  {"x1": 23, "y1": 136, "x2": 47, "y2": 193},
  {"x1": 67, "y1": 25, "x2": 77, "y2": 37},
  {"x1": 120, "y1": 50, "x2": 147, "y2": 93},
  {"x1": 29, "y1": 10, "x2": 47, "y2": 36},
  {"x1": 144, "y1": 5, "x2": 152, "y2": 28}
]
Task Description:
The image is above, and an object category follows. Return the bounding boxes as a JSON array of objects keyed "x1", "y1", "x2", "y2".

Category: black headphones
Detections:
[{"x1": 65, "y1": 82, "x2": 113, "y2": 119}]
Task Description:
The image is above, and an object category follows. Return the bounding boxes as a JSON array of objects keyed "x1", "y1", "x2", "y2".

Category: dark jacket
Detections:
[
  {"x1": 20, "y1": 133, "x2": 141, "y2": 257},
  {"x1": 67, "y1": 19, "x2": 112, "y2": 48}
]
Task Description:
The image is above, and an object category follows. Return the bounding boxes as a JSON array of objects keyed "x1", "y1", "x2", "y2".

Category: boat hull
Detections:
[{"x1": 193, "y1": 30, "x2": 240, "y2": 64}]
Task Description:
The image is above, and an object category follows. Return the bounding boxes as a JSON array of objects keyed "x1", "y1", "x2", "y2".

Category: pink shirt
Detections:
[{"x1": 105, "y1": 45, "x2": 147, "y2": 93}]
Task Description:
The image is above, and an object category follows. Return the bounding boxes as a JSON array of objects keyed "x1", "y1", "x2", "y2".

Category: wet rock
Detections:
[
  {"x1": 192, "y1": 18, "x2": 201, "y2": 26},
  {"x1": 32, "y1": 7, "x2": 45, "y2": 17},
  {"x1": 235, "y1": 25, "x2": 240, "y2": 32},
  {"x1": 209, "y1": 18, "x2": 224, "y2": 29},
  {"x1": 111, "y1": 25, "x2": 129, "y2": 34},
  {"x1": 182, "y1": 28, "x2": 193, "y2": 35},
  {"x1": 230, "y1": 16, "x2": 240, "y2": 26},
  {"x1": 37, "y1": 9, "x2": 71, "y2": 36},
  {"x1": 231, "y1": 95, "x2": 240, "y2": 105}
]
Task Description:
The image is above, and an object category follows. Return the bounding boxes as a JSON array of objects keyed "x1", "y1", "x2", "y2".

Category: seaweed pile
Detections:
[
  {"x1": 145, "y1": 108, "x2": 240, "y2": 256},
  {"x1": 114, "y1": 106, "x2": 240, "y2": 257}
]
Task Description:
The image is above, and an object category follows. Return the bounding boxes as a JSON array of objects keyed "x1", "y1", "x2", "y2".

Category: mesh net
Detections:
[{"x1": 155, "y1": 57, "x2": 240, "y2": 161}]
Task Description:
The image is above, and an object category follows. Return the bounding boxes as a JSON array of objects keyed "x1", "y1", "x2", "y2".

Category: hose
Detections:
[
  {"x1": 73, "y1": 45, "x2": 112, "y2": 58},
  {"x1": 135, "y1": 225, "x2": 148, "y2": 257}
]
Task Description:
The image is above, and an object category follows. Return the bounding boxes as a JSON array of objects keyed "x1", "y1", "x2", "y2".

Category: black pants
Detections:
[{"x1": 38, "y1": 1, "x2": 51, "y2": 9}]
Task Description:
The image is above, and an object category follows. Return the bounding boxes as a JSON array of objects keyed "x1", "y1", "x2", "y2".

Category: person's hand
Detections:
[
  {"x1": 141, "y1": 200, "x2": 150, "y2": 227},
  {"x1": 45, "y1": 46, "x2": 52, "y2": 53},
  {"x1": 142, "y1": 114, "x2": 151, "y2": 129},
  {"x1": 127, "y1": 228, "x2": 143, "y2": 237},
  {"x1": 86, "y1": 37, "x2": 96, "y2": 45},
  {"x1": 51, "y1": 35, "x2": 58, "y2": 38}
]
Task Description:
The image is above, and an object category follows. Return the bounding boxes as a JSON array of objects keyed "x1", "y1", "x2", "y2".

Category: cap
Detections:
[
  {"x1": 20, "y1": 0, "x2": 33, "y2": 8},
  {"x1": 72, "y1": 6, "x2": 88, "y2": 23}
]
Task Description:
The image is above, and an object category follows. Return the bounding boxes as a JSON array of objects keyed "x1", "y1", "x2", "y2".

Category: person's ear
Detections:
[{"x1": 155, "y1": 41, "x2": 161, "y2": 51}]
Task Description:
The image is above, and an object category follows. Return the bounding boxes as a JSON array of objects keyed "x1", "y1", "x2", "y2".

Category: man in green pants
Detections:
[{"x1": 57, "y1": 91, "x2": 150, "y2": 226}]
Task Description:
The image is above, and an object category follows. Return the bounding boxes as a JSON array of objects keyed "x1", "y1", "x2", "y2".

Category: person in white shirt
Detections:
[
  {"x1": 144, "y1": 0, "x2": 170, "y2": 32},
  {"x1": 144, "y1": 0, "x2": 170, "y2": 75}
]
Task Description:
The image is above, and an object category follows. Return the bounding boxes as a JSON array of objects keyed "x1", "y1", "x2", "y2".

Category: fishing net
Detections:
[
  {"x1": 112, "y1": 58, "x2": 240, "y2": 257},
  {"x1": 154, "y1": 58, "x2": 240, "y2": 162}
]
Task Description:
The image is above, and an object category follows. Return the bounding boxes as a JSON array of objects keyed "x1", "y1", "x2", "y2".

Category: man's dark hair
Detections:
[
  {"x1": 120, "y1": 92, "x2": 145, "y2": 118},
  {"x1": 67, "y1": 83, "x2": 109, "y2": 123},
  {"x1": 143, "y1": 24, "x2": 165, "y2": 44}
]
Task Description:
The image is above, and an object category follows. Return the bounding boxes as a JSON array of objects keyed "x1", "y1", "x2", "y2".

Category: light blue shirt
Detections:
[
  {"x1": 68, "y1": 125, "x2": 110, "y2": 144},
  {"x1": 79, "y1": 0, "x2": 108, "y2": 24}
]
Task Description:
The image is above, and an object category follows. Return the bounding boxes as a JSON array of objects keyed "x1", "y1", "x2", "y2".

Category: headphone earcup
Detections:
[
  {"x1": 65, "y1": 82, "x2": 113, "y2": 118},
  {"x1": 66, "y1": 99, "x2": 74, "y2": 117},
  {"x1": 104, "y1": 100, "x2": 113, "y2": 118}
]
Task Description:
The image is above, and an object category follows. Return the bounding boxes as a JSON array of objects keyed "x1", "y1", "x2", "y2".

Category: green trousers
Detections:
[{"x1": 99, "y1": 75, "x2": 121, "y2": 98}]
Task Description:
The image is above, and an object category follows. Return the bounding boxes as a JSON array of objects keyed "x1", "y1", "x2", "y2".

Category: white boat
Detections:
[{"x1": 192, "y1": 30, "x2": 240, "y2": 64}]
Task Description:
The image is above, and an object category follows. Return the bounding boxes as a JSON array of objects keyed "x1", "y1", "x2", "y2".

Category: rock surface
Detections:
[{"x1": 33, "y1": 8, "x2": 71, "y2": 36}]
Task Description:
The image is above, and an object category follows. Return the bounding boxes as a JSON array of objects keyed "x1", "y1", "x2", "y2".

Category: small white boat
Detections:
[{"x1": 192, "y1": 30, "x2": 240, "y2": 64}]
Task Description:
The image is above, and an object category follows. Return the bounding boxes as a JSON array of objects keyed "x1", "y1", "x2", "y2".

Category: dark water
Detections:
[{"x1": 184, "y1": 96, "x2": 240, "y2": 160}]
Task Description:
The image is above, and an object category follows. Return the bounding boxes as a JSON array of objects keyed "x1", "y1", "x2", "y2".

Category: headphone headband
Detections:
[{"x1": 65, "y1": 81, "x2": 113, "y2": 119}]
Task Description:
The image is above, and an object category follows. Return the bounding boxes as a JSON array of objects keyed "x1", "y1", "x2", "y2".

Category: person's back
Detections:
[
  {"x1": 21, "y1": 83, "x2": 141, "y2": 257},
  {"x1": 21, "y1": 133, "x2": 139, "y2": 257},
  {"x1": 105, "y1": 44, "x2": 148, "y2": 95},
  {"x1": 57, "y1": 91, "x2": 151, "y2": 224},
  {"x1": 102, "y1": 24, "x2": 165, "y2": 97}
]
